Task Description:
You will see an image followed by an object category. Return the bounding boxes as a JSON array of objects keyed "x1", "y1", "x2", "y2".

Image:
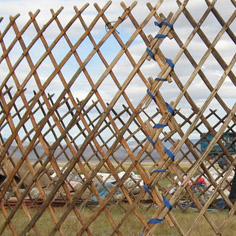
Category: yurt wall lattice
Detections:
[{"x1": 0, "y1": 0, "x2": 236, "y2": 235}]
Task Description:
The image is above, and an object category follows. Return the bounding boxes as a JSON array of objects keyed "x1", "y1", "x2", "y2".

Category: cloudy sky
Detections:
[{"x1": 0, "y1": 0, "x2": 235, "y2": 140}]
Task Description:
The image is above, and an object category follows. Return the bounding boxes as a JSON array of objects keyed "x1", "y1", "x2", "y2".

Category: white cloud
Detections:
[{"x1": 0, "y1": 0, "x2": 235, "y2": 124}]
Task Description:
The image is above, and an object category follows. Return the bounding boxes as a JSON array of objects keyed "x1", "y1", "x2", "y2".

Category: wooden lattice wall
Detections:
[{"x1": 0, "y1": 0, "x2": 236, "y2": 235}]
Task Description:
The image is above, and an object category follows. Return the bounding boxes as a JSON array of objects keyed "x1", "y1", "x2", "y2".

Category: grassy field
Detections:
[
  {"x1": 5, "y1": 161, "x2": 231, "y2": 235},
  {"x1": 0, "y1": 205, "x2": 235, "y2": 235}
]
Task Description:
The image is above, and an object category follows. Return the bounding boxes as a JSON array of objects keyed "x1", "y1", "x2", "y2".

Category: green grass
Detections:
[
  {"x1": 6, "y1": 161, "x2": 230, "y2": 235},
  {"x1": 1, "y1": 205, "x2": 235, "y2": 235}
]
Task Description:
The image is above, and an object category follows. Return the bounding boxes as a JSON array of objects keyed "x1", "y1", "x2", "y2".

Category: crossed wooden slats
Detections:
[{"x1": 0, "y1": 0, "x2": 236, "y2": 235}]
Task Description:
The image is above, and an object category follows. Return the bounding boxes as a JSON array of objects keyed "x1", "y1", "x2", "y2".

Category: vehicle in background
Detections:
[{"x1": 200, "y1": 132, "x2": 236, "y2": 157}]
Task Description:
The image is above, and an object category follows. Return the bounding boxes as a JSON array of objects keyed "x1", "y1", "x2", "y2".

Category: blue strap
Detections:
[
  {"x1": 140, "y1": 218, "x2": 164, "y2": 236},
  {"x1": 164, "y1": 146, "x2": 175, "y2": 160},
  {"x1": 146, "y1": 48, "x2": 155, "y2": 60},
  {"x1": 166, "y1": 103, "x2": 175, "y2": 116},
  {"x1": 144, "y1": 184, "x2": 152, "y2": 197},
  {"x1": 154, "y1": 20, "x2": 163, "y2": 27},
  {"x1": 146, "y1": 136, "x2": 155, "y2": 146},
  {"x1": 163, "y1": 196, "x2": 172, "y2": 210},
  {"x1": 154, "y1": 19, "x2": 173, "y2": 28},
  {"x1": 166, "y1": 58, "x2": 174, "y2": 70},
  {"x1": 151, "y1": 169, "x2": 167, "y2": 174},
  {"x1": 155, "y1": 78, "x2": 167, "y2": 82},
  {"x1": 147, "y1": 89, "x2": 156, "y2": 104},
  {"x1": 153, "y1": 123, "x2": 168, "y2": 128},
  {"x1": 148, "y1": 218, "x2": 164, "y2": 224},
  {"x1": 155, "y1": 34, "x2": 167, "y2": 39},
  {"x1": 163, "y1": 20, "x2": 173, "y2": 28}
]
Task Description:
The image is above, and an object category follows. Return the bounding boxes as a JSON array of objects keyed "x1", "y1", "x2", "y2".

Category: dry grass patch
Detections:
[
  {"x1": 1, "y1": 205, "x2": 235, "y2": 235},
  {"x1": 53, "y1": 161, "x2": 192, "y2": 174}
]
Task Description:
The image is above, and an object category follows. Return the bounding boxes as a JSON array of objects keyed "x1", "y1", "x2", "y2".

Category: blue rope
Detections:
[
  {"x1": 148, "y1": 218, "x2": 164, "y2": 224},
  {"x1": 155, "y1": 78, "x2": 167, "y2": 82},
  {"x1": 146, "y1": 135, "x2": 155, "y2": 146},
  {"x1": 164, "y1": 146, "x2": 175, "y2": 160},
  {"x1": 154, "y1": 19, "x2": 173, "y2": 28},
  {"x1": 163, "y1": 196, "x2": 172, "y2": 210},
  {"x1": 147, "y1": 89, "x2": 157, "y2": 104},
  {"x1": 153, "y1": 123, "x2": 168, "y2": 128},
  {"x1": 163, "y1": 20, "x2": 173, "y2": 28},
  {"x1": 140, "y1": 218, "x2": 164, "y2": 236},
  {"x1": 166, "y1": 103, "x2": 175, "y2": 116},
  {"x1": 144, "y1": 184, "x2": 152, "y2": 197},
  {"x1": 155, "y1": 34, "x2": 167, "y2": 39},
  {"x1": 166, "y1": 58, "x2": 175, "y2": 70},
  {"x1": 146, "y1": 48, "x2": 155, "y2": 60},
  {"x1": 151, "y1": 169, "x2": 167, "y2": 174},
  {"x1": 154, "y1": 20, "x2": 162, "y2": 27}
]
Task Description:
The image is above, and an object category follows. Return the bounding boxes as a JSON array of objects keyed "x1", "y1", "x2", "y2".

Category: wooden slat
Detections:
[{"x1": 0, "y1": 0, "x2": 236, "y2": 235}]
